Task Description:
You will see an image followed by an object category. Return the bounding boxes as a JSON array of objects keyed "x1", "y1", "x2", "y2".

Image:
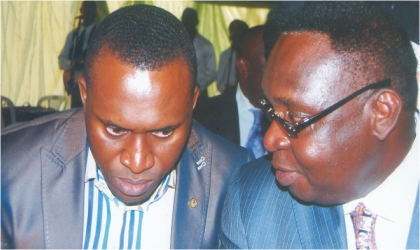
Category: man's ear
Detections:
[
  {"x1": 370, "y1": 90, "x2": 402, "y2": 140},
  {"x1": 192, "y1": 85, "x2": 200, "y2": 109},
  {"x1": 78, "y1": 76, "x2": 88, "y2": 107}
]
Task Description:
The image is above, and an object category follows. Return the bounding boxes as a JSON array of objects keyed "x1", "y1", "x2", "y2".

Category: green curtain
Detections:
[{"x1": 1, "y1": 1, "x2": 269, "y2": 108}]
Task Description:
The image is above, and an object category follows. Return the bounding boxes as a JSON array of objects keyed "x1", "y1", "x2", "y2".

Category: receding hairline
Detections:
[{"x1": 85, "y1": 46, "x2": 195, "y2": 92}]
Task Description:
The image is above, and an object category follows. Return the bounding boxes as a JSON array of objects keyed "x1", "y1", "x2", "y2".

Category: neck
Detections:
[
  {"x1": 187, "y1": 29, "x2": 197, "y2": 41},
  {"x1": 381, "y1": 113, "x2": 416, "y2": 173}
]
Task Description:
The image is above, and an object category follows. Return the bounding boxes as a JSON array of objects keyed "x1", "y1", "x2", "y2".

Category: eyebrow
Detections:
[
  {"x1": 148, "y1": 123, "x2": 181, "y2": 133},
  {"x1": 102, "y1": 117, "x2": 182, "y2": 134},
  {"x1": 271, "y1": 96, "x2": 314, "y2": 116},
  {"x1": 102, "y1": 119, "x2": 129, "y2": 131},
  {"x1": 272, "y1": 96, "x2": 292, "y2": 106}
]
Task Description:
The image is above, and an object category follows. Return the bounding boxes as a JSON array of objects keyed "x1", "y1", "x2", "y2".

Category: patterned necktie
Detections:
[
  {"x1": 246, "y1": 109, "x2": 265, "y2": 158},
  {"x1": 350, "y1": 202, "x2": 378, "y2": 250}
]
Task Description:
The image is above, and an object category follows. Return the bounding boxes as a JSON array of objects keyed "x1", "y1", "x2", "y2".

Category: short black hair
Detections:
[
  {"x1": 270, "y1": 1, "x2": 418, "y2": 111},
  {"x1": 263, "y1": 9, "x2": 284, "y2": 60},
  {"x1": 84, "y1": 4, "x2": 197, "y2": 91},
  {"x1": 181, "y1": 8, "x2": 198, "y2": 27},
  {"x1": 236, "y1": 25, "x2": 264, "y2": 59},
  {"x1": 263, "y1": 2, "x2": 304, "y2": 59},
  {"x1": 229, "y1": 19, "x2": 248, "y2": 33},
  {"x1": 81, "y1": 1, "x2": 97, "y2": 20},
  {"x1": 229, "y1": 20, "x2": 249, "y2": 51}
]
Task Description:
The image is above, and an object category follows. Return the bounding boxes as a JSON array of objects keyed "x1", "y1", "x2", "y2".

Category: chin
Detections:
[
  {"x1": 113, "y1": 189, "x2": 156, "y2": 206},
  {"x1": 118, "y1": 195, "x2": 150, "y2": 206},
  {"x1": 288, "y1": 184, "x2": 322, "y2": 205},
  {"x1": 290, "y1": 188, "x2": 346, "y2": 206}
]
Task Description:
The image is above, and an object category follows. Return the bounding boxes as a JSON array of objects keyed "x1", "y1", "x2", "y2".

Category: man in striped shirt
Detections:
[{"x1": 1, "y1": 4, "x2": 254, "y2": 249}]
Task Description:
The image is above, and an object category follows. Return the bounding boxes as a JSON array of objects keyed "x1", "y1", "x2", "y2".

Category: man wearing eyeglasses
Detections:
[{"x1": 220, "y1": 2, "x2": 419, "y2": 249}]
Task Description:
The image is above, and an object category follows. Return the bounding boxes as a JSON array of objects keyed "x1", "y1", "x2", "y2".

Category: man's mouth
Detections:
[
  {"x1": 115, "y1": 177, "x2": 153, "y2": 197},
  {"x1": 273, "y1": 167, "x2": 300, "y2": 187}
]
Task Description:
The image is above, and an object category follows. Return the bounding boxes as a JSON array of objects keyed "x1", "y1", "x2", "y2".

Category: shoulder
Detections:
[
  {"x1": 2, "y1": 108, "x2": 84, "y2": 139},
  {"x1": 228, "y1": 157, "x2": 297, "y2": 218},
  {"x1": 220, "y1": 47, "x2": 232, "y2": 58},
  {"x1": 221, "y1": 157, "x2": 302, "y2": 248},
  {"x1": 234, "y1": 157, "x2": 296, "y2": 205},
  {"x1": 195, "y1": 34, "x2": 214, "y2": 48},
  {"x1": 69, "y1": 27, "x2": 79, "y2": 36},
  {"x1": 2, "y1": 108, "x2": 86, "y2": 168},
  {"x1": 2, "y1": 108, "x2": 86, "y2": 193},
  {"x1": 1, "y1": 109, "x2": 86, "y2": 249},
  {"x1": 236, "y1": 157, "x2": 281, "y2": 195},
  {"x1": 222, "y1": 157, "x2": 347, "y2": 248}
]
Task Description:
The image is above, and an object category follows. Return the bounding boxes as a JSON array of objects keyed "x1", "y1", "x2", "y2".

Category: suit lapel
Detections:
[
  {"x1": 171, "y1": 124, "x2": 212, "y2": 249},
  {"x1": 40, "y1": 110, "x2": 87, "y2": 249},
  {"x1": 292, "y1": 200, "x2": 347, "y2": 248}
]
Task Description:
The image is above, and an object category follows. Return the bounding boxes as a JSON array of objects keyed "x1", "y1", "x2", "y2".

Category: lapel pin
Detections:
[
  {"x1": 189, "y1": 198, "x2": 198, "y2": 208},
  {"x1": 196, "y1": 156, "x2": 206, "y2": 170}
]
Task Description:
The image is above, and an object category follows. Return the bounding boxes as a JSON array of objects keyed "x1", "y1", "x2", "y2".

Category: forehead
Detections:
[
  {"x1": 87, "y1": 52, "x2": 193, "y2": 127},
  {"x1": 263, "y1": 32, "x2": 348, "y2": 110},
  {"x1": 88, "y1": 50, "x2": 192, "y2": 93}
]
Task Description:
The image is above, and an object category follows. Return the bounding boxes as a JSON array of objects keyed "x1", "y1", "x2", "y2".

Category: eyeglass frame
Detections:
[{"x1": 260, "y1": 78, "x2": 392, "y2": 138}]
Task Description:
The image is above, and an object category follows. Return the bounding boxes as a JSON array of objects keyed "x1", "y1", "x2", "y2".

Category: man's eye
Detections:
[
  {"x1": 106, "y1": 126, "x2": 127, "y2": 136},
  {"x1": 288, "y1": 112, "x2": 308, "y2": 123},
  {"x1": 152, "y1": 129, "x2": 173, "y2": 138}
]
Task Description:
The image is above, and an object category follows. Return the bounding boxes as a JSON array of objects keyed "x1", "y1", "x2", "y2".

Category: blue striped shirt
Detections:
[{"x1": 83, "y1": 147, "x2": 176, "y2": 249}]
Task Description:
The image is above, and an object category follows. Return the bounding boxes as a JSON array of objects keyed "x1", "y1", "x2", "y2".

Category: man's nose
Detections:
[
  {"x1": 263, "y1": 120, "x2": 291, "y2": 152},
  {"x1": 120, "y1": 134, "x2": 154, "y2": 174}
]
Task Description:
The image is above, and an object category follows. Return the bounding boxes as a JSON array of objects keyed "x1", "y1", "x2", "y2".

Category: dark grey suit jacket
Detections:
[
  {"x1": 1, "y1": 108, "x2": 254, "y2": 249},
  {"x1": 220, "y1": 157, "x2": 419, "y2": 249}
]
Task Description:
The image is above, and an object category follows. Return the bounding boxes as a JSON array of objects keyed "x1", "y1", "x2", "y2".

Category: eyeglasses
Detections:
[{"x1": 260, "y1": 78, "x2": 391, "y2": 138}]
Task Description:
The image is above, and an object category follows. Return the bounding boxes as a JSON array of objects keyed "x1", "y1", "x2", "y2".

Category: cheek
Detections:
[
  {"x1": 294, "y1": 124, "x2": 336, "y2": 167},
  {"x1": 294, "y1": 117, "x2": 366, "y2": 184},
  {"x1": 87, "y1": 123, "x2": 122, "y2": 170},
  {"x1": 148, "y1": 124, "x2": 192, "y2": 170},
  {"x1": 292, "y1": 125, "x2": 333, "y2": 174}
]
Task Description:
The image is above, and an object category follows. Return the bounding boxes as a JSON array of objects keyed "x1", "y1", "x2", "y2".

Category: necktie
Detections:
[
  {"x1": 246, "y1": 109, "x2": 265, "y2": 158},
  {"x1": 350, "y1": 202, "x2": 378, "y2": 249},
  {"x1": 73, "y1": 28, "x2": 86, "y2": 61}
]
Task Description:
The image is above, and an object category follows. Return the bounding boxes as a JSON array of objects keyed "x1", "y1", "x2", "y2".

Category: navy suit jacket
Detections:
[
  {"x1": 1, "y1": 108, "x2": 254, "y2": 249},
  {"x1": 220, "y1": 157, "x2": 419, "y2": 249}
]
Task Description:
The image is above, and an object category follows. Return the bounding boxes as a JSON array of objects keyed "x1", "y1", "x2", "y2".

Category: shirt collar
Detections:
[
  {"x1": 79, "y1": 22, "x2": 95, "y2": 33},
  {"x1": 236, "y1": 84, "x2": 259, "y2": 113}
]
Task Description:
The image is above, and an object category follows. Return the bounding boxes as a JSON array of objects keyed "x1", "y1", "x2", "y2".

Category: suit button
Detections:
[{"x1": 189, "y1": 198, "x2": 198, "y2": 208}]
